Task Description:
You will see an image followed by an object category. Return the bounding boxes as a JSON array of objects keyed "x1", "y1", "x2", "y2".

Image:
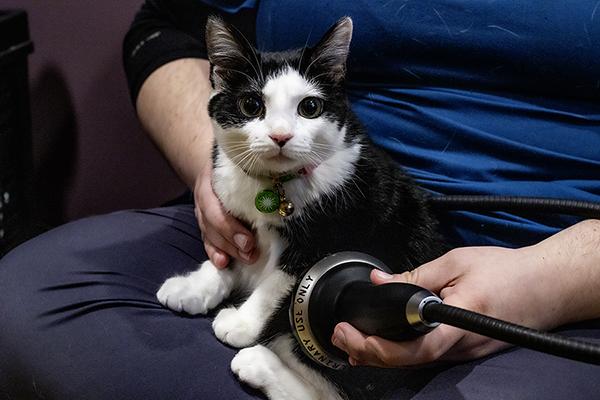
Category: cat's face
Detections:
[{"x1": 206, "y1": 17, "x2": 354, "y2": 176}]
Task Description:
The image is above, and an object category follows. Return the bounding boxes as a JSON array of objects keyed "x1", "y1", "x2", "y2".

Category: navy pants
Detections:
[{"x1": 1, "y1": 205, "x2": 599, "y2": 399}]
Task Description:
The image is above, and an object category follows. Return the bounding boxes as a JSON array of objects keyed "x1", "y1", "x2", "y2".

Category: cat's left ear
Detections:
[
  {"x1": 205, "y1": 16, "x2": 259, "y2": 89},
  {"x1": 307, "y1": 17, "x2": 353, "y2": 82}
]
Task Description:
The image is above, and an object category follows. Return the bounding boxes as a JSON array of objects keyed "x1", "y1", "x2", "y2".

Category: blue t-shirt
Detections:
[{"x1": 212, "y1": 0, "x2": 600, "y2": 247}]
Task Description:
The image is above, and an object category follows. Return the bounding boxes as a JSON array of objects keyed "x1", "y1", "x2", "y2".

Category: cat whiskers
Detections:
[
  {"x1": 245, "y1": 155, "x2": 262, "y2": 176},
  {"x1": 231, "y1": 145, "x2": 271, "y2": 175},
  {"x1": 222, "y1": 143, "x2": 254, "y2": 158},
  {"x1": 309, "y1": 144, "x2": 335, "y2": 160},
  {"x1": 303, "y1": 51, "x2": 328, "y2": 78},
  {"x1": 294, "y1": 150, "x2": 325, "y2": 169},
  {"x1": 310, "y1": 142, "x2": 336, "y2": 152},
  {"x1": 247, "y1": 152, "x2": 263, "y2": 175},
  {"x1": 297, "y1": 28, "x2": 313, "y2": 71},
  {"x1": 223, "y1": 143, "x2": 251, "y2": 152},
  {"x1": 231, "y1": 25, "x2": 264, "y2": 82},
  {"x1": 229, "y1": 148, "x2": 257, "y2": 172},
  {"x1": 307, "y1": 72, "x2": 337, "y2": 87},
  {"x1": 219, "y1": 67, "x2": 256, "y2": 82},
  {"x1": 233, "y1": 52, "x2": 263, "y2": 82}
]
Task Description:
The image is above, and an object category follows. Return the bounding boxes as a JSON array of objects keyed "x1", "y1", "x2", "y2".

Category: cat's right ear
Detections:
[
  {"x1": 306, "y1": 17, "x2": 353, "y2": 82},
  {"x1": 205, "y1": 16, "x2": 259, "y2": 89}
]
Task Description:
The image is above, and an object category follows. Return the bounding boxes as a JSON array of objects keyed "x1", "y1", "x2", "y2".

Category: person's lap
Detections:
[
  {"x1": 0, "y1": 205, "x2": 264, "y2": 400},
  {"x1": 0, "y1": 205, "x2": 598, "y2": 399}
]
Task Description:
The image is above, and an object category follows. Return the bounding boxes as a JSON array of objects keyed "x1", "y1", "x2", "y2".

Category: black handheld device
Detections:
[{"x1": 291, "y1": 251, "x2": 600, "y2": 369}]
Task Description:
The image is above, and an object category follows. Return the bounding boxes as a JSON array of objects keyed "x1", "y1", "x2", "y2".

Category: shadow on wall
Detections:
[
  {"x1": 29, "y1": 64, "x2": 77, "y2": 229},
  {"x1": 2, "y1": 1, "x2": 187, "y2": 228},
  {"x1": 66, "y1": 46, "x2": 187, "y2": 220}
]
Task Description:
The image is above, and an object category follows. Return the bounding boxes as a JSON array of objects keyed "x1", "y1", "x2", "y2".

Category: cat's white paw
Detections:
[
  {"x1": 213, "y1": 307, "x2": 261, "y2": 347},
  {"x1": 157, "y1": 261, "x2": 229, "y2": 315},
  {"x1": 156, "y1": 276, "x2": 209, "y2": 314},
  {"x1": 231, "y1": 346, "x2": 281, "y2": 389}
]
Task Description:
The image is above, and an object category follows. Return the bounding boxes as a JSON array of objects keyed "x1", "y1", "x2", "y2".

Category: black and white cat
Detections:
[{"x1": 157, "y1": 16, "x2": 445, "y2": 399}]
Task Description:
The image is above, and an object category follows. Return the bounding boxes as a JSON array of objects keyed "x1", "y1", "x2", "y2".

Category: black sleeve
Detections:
[{"x1": 123, "y1": 0, "x2": 256, "y2": 105}]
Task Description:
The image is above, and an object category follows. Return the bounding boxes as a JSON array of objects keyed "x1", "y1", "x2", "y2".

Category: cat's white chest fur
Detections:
[
  {"x1": 212, "y1": 150, "x2": 285, "y2": 229},
  {"x1": 211, "y1": 137, "x2": 362, "y2": 227}
]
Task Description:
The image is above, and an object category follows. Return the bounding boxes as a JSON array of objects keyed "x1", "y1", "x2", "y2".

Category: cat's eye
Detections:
[
  {"x1": 298, "y1": 97, "x2": 324, "y2": 119},
  {"x1": 238, "y1": 95, "x2": 264, "y2": 118}
]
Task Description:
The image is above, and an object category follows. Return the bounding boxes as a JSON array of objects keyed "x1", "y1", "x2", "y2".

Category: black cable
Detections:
[
  {"x1": 423, "y1": 302, "x2": 600, "y2": 365},
  {"x1": 428, "y1": 195, "x2": 600, "y2": 219}
]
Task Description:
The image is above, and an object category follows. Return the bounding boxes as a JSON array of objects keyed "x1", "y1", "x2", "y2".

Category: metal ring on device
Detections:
[{"x1": 290, "y1": 251, "x2": 392, "y2": 369}]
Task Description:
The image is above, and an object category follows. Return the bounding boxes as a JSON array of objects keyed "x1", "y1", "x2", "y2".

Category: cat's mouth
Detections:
[
  {"x1": 262, "y1": 147, "x2": 296, "y2": 163},
  {"x1": 259, "y1": 149, "x2": 304, "y2": 174},
  {"x1": 267, "y1": 153, "x2": 294, "y2": 162}
]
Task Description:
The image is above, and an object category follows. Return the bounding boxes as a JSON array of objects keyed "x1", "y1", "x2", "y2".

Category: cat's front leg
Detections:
[
  {"x1": 213, "y1": 269, "x2": 294, "y2": 347},
  {"x1": 157, "y1": 260, "x2": 235, "y2": 314},
  {"x1": 231, "y1": 336, "x2": 343, "y2": 400},
  {"x1": 231, "y1": 345, "x2": 322, "y2": 400}
]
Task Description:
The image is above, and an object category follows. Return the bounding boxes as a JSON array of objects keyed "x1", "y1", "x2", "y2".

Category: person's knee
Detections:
[{"x1": 2, "y1": 232, "x2": 64, "y2": 312}]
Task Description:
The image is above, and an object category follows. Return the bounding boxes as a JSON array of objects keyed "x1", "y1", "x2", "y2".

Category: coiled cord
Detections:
[
  {"x1": 423, "y1": 302, "x2": 600, "y2": 365},
  {"x1": 428, "y1": 195, "x2": 600, "y2": 218}
]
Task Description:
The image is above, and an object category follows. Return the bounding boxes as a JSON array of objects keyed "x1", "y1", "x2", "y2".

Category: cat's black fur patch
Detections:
[
  {"x1": 207, "y1": 16, "x2": 447, "y2": 399},
  {"x1": 262, "y1": 119, "x2": 446, "y2": 397}
]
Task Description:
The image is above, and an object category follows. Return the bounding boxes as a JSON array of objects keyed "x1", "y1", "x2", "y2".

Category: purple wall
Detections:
[{"x1": 0, "y1": 0, "x2": 186, "y2": 224}]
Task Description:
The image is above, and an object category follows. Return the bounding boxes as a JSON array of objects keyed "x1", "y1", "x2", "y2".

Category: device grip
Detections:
[{"x1": 336, "y1": 281, "x2": 439, "y2": 341}]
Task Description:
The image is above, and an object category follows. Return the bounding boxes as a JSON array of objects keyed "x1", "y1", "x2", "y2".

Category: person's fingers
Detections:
[
  {"x1": 370, "y1": 249, "x2": 467, "y2": 294},
  {"x1": 331, "y1": 322, "x2": 370, "y2": 364},
  {"x1": 203, "y1": 195, "x2": 254, "y2": 246},
  {"x1": 203, "y1": 240, "x2": 230, "y2": 269},
  {"x1": 198, "y1": 203, "x2": 258, "y2": 266},
  {"x1": 332, "y1": 321, "x2": 464, "y2": 368},
  {"x1": 195, "y1": 206, "x2": 206, "y2": 233},
  {"x1": 203, "y1": 226, "x2": 254, "y2": 264},
  {"x1": 196, "y1": 177, "x2": 259, "y2": 263}
]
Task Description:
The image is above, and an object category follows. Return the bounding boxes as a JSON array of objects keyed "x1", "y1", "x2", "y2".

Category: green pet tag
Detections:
[{"x1": 255, "y1": 189, "x2": 280, "y2": 213}]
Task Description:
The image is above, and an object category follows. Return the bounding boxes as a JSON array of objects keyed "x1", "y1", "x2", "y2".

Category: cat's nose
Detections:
[{"x1": 269, "y1": 133, "x2": 292, "y2": 147}]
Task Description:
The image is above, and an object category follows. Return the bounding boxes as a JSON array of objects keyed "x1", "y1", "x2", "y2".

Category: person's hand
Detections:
[
  {"x1": 331, "y1": 246, "x2": 557, "y2": 367},
  {"x1": 330, "y1": 232, "x2": 598, "y2": 368},
  {"x1": 331, "y1": 246, "x2": 530, "y2": 367},
  {"x1": 193, "y1": 162, "x2": 259, "y2": 268}
]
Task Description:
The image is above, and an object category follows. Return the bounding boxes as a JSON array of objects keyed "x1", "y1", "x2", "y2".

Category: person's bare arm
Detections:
[{"x1": 136, "y1": 58, "x2": 258, "y2": 267}]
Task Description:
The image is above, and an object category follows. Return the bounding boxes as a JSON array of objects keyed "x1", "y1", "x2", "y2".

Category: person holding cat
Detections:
[{"x1": 0, "y1": 0, "x2": 599, "y2": 399}]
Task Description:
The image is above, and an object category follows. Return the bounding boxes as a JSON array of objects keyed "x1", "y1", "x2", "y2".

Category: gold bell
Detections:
[{"x1": 278, "y1": 200, "x2": 295, "y2": 217}]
